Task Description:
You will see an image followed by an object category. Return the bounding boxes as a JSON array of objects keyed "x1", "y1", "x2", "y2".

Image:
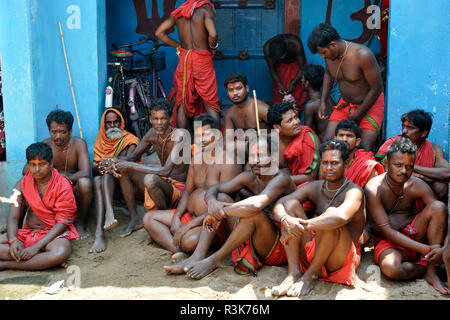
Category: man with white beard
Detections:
[{"x1": 90, "y1": 109, "x2": 140, "y2": 253}]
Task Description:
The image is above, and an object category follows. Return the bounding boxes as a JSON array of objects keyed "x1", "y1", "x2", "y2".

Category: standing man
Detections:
[
  {"x1": 90, "y1": 108, "x2": 140, "y2": 253},
  {"x1": 264, "y1": 34, "x2": 308, "y2": 113},
  {"x1": 156, "y1": 0, "x2": 221, "y2": 135},
  {"x1": 42, "y1": 110, "x2": 92, "y2": 240},
  {"x1": 375, "y1": 109, "x2": 450, "y2": 202},
  {"x1": 365, "y1": 137, "x2": 448, "y2": 294},
  {"x1": 308, "y1": 23, "x2": 384, "y2": 152}
]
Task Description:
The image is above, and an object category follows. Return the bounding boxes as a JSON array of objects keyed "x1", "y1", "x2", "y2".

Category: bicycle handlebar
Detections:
[{"x1": 112, "y1": 36, "x2": 159, "y2": 50}]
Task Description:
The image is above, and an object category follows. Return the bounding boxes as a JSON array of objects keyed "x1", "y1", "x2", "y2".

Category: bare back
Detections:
[{"x1": 175, "y1": 6, "x2": 214, "y2": 50}]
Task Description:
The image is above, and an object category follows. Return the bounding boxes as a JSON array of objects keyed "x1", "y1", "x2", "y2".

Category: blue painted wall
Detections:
[
  {"x1": 385, "y1": 0, "x2": 450, "y2": 159},
  {"x1": 0, "y1": 0, "x2": 106, "y2": 161}
]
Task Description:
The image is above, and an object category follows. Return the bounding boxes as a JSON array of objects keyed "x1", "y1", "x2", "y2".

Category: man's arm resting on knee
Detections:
[
  {"x1": 365, "y1": 182, "x2": 432, "y2": 255},
  {"x1": 220, "y1": 175, "x2": 293, "y2": 219},
  {"x1": 302, "y1": 187, "x2": 363, "y2": 231},
  {"x1": 6, "y1": 182, "x2": 26, "y2": 245}
]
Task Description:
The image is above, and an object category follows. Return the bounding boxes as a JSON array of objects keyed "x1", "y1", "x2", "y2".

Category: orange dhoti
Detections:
[
  {"x1": 144, "y1": 177, "x2": 185, "y2": 211},
  {"x1": 329, "y1": 92, "x2": 385, "y2": 138},
  {"x1": 272, "y1": 61, "x2": 307, "y2": 113}
]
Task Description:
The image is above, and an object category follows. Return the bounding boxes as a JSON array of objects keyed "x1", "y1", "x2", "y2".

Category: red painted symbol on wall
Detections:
[
  {"x1": 325, "y1": 0, "x2": 375, "y2": 44},
  {"x1": 133, "y1": 0, "x2": 178, "y2": 37}
]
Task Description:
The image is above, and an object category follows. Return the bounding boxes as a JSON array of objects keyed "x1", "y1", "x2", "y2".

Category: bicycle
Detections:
[{"x1": 105, "y1": 37, "x2": 168, "y2": 140}]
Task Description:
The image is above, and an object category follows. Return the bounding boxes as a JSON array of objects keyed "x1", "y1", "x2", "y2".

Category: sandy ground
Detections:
[{"x1": 0, "y1": 204, "x2": 448, "y2": 301}]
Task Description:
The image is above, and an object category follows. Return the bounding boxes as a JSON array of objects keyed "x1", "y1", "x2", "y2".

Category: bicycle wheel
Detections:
[
  {"x1": 111, "y1": 72, "x2": 129, "y2": 127},
  {"x1": 131, "y1": 82, "x2": 151, "y2": 140}
]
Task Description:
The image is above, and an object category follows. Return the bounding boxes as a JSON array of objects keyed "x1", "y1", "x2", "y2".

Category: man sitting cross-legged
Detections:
[
  {"x1": 365, "y1": 136, "x2": 449, "y2": 294},
  {"x1": 103, "y1": 98, "x2": 189, "y2": 237},
  {"x1": 271, "y1": 139, "x2": 366, "y2": 297},
  {"x1": 89, "y1": 108, "x2": 140, "y2": 253},
  {"x1": 143, "y1": 114, "x2": 242, "y2": 264},
  {"x1": 179, "y1": 135, "x2": 297, "y2": 279},
  {"x1": 0, "y1": 143, "x2": 78, "y2": 271}
]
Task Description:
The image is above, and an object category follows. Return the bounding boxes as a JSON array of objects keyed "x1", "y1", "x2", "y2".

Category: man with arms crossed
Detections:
[
  {"x1": 183, "y1": 135, "x2": 296, "y2": 279},
  {"x1": 272, "y1": 140, "x2": 365, "y2": 296}
]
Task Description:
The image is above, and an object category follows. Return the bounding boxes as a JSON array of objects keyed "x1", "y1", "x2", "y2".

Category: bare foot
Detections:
[
  {"x1": 104, "y1": 218, "x2": 118, "y2": 231},
  {"x1": 89, "y1": 233, "x2": 107, "y2": 253},
  {"x1": 119, "y1": 216, "x2": 143, "y2": 238},
  {"x1": 272, "y1": 272, "x2": 301, "y2": 297},
  {"x1": 171, "y1": 252, "x2": 189, "y2": 264},
  {"x1": 75, "y1": 223, "x2": 89, "y2": 240},
  {"x1": 424, "y1": 267, "x2": 450, "y2": 295},
  {"x1": 164, "y1": 254, "x2": 201, "y2": 275},
  {"x1": 287, "y1": 273, "x2": 317, "y2": 297},
  {"x1": 185, "y1": 256, "x2": 217, "y2": 280}
]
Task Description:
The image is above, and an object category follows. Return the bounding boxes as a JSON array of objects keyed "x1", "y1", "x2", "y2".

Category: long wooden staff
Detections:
[
  {"x1": 252, "y1": 90, "x2": 260, "y2": 136},
  {"x1": 58, "y1": 21, "x2": 83, "y2": 139}
]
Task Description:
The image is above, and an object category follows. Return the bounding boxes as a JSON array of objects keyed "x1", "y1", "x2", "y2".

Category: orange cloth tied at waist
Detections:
[
  {"x1": 21, "y1": 168, "x2": 79, "y2": 241},
  {"x1": 170, "y1": 48, "x2": 220, "y2": 126},
  {"x1": 171, "y1": 0, "x2": 215, "y2": 19},
  {"x1": 93, "y1": 108, "x2": 140, "y2": 165},
  {"x1": 144, "y1": 177, "x2": 185, "y2": 211}
]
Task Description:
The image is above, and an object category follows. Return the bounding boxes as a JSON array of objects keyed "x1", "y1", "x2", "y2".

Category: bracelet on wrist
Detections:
[
  {"x1": 209, "y1": 42, "x2": 219, "y2": 49},
  {"x1": 280, "y1": 214, "x2": 288, "y2": 223}
]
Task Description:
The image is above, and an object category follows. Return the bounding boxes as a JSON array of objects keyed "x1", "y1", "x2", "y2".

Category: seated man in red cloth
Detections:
[
  {"x1": 272, "y1": 140, "x2": 365, "y2": 297},
  {"x1": 375, "y1": 109, "x2": 450, "y2": 202},
  {"x1": 156, "y1": 0, "x2": 221, "y2": 136},
  {"x1": 180, "y1": 135, "x2": 296, "y2": 279},
  {"x1": 308, "y1": 23, "x2": 384, "y2": 152},
  {"x1": 334, "y1": 120, "x2": 384, "y2": 188},
  {"x1": 0, "y1": 142, "x2": 78, "y2": 271},
  {"x1": 366, "y1": 137, "x2": 449, "y2": 295},
  {"x1": 264, "y1": 34, "x2": 307, "y2": 114},
  {"x1": 267, "y1": 102, "x2": 320, "y2": 186},
  {"x1": 144, "y1": 114, "x2": 242, "y2": 266}
]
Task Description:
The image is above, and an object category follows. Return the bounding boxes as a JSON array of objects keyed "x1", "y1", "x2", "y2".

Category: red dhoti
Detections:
[
  {"x1": 271, "y1": 61, "x2": 307, "y2": 113},
  {"x1": 329, "y1": 92, "x2": 385, "y2": 137},
  {"x1": 231, "y1": 218, "x2": 286, "y2": 276},
  {"x1": 300, "y1": 234, "x2": 361, "y2": 286},
  {"x1": 170, "y1": 48, "x2": 221, "y2": 127}
]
